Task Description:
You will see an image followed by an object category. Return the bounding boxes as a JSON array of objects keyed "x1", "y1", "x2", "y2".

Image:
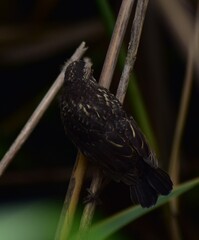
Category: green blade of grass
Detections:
[{"x1": 74, "y1": 178, "x2": 199, "y2": 240}]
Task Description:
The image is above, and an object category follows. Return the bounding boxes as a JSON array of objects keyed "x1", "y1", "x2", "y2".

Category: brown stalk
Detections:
[
  {"x1": 99, "y1": 0, "x2": 135, "y2": 89},
  {"x1": 56, "y1": 1, "x2": 136, "y2": 239},
  {"x1": 0, "y1": 41, "x2": 87, "y2": 176},
  {"x1": 168, "y1": 3, "x2": 199, "y2": 240},
  {"x1": 78, "y1": 0, "x2": 149, "y2": 238},
  {"x1": 55, "y1": 153, "x2": 88, "y2": 240}
]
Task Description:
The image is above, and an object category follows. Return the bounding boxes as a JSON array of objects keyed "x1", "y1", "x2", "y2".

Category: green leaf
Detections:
[{"x1": 83, "y1": 178, "x2": 199, "y2": 240}]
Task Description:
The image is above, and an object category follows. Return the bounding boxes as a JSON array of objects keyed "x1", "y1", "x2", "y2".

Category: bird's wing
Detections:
[
  {"x1": 80, "y1": 126, "x2": 137, "y2": 182},
  {"x1": 127, "y1": 116, "x2": 158, "y2": 168}
]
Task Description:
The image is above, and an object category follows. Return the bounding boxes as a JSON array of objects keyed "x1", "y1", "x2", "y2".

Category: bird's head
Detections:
[{"x1": 64, "y1": 59, "x2": 93, "y2": 83}]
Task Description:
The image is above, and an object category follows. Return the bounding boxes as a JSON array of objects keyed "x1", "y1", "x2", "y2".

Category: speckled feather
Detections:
[{"x1": 60, "y1": 60, "x2": 172, "y2": 207}]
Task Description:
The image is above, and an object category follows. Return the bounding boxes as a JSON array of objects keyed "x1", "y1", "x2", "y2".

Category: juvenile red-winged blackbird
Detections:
[{"x1": 59, "y1": 60, "x2": 173, "y2": 208}]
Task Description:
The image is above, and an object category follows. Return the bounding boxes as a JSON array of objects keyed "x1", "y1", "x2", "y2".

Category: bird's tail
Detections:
[{"x1": 129, "y1": 167, "x2": 173, "y2": 208}]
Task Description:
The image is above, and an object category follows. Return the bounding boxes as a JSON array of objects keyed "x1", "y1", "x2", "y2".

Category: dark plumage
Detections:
[{"x1": 59, "y1": 60, "x2": 173, "y2": 208}]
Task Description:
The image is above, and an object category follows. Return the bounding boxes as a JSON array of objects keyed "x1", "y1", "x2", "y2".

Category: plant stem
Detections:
[
  {"x1": 78, "y1": 0, "x2": 149, "y2": 238},
  {"x1": 168, "y1": 3, "x2": 199, "y2": 240},
  {"x1": 55, "y1": 153, "x2": 87, "y2": 240},
  {"x1": 0, "y1": 42, "x2": 87, "y2": 177},
  {"x1": 117, "y1": 0, "x2": 149, "y2": 102},
  {"x1": 97, "y1": 0, "x2": 158, "y2": 152},
  {"x1": 99, "y1": 0, "x2": 135, "y2": 89}
]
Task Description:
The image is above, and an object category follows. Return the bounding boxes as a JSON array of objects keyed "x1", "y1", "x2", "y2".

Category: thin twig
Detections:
[
  {"x1": 77, "y1": 170, "x2": 103, "y2": 240},
  {"x1": 168, "y1": 3, "x2": 199, "y2": 240},
  {"x1": 58, "y1": 1, "x2": 135, "y2": 238},
  {"x1": 78, "y1": 0, "x2": 149, "y2": 238},
  {"x1": 99, "y1": 0, "x2": 135, "y2": 88},
  {"x1": 97, "y1": 0, "x2": 158, "y2": 152},
  {"x1": 117, "y1": 0, "x2": 149, "y2": 102},
  {"x1": 78, "y1": 0, "x2": 135, "y2": 235},
  {"x1": 55, "y1": 153, "x2": 88, "y2": 240},
  {"x1": 0, "y1": 41, "x2": 87, "y2": 176},
  {"x1": 55, "y1": 60, "x2": 93, "y2": 240}
]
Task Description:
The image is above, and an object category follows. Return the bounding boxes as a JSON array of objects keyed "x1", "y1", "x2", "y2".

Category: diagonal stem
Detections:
[
  {"x1": 99, "y1": 0, "x2": 135, "y2": 89},
  {"x1": 0, "y1": 42, "x2": 87, "y2": 177},
  {"x1": 117, "y1": 0, "x2": 149, "y2": 102}
]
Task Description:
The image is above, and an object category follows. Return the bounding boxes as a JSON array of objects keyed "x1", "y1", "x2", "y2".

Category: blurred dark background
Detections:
[{"x1": 0, "y1": 0, "x2": 198, "y2": 239}]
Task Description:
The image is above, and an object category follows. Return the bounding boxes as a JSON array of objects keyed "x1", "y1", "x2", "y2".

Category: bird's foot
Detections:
[{"x1": 83, "y1": 188, "x2": 102, "y2": 205}]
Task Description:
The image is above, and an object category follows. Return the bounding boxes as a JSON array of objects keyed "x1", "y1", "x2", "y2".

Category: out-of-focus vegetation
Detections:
[{"x1": 0, "y1": 0, "x2": 198, "y2": 239}]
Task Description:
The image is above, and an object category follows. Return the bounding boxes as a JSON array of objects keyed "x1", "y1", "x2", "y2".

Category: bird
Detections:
[{"x1": 59, "y1": 59, "x2": 173, "y2": 208}]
